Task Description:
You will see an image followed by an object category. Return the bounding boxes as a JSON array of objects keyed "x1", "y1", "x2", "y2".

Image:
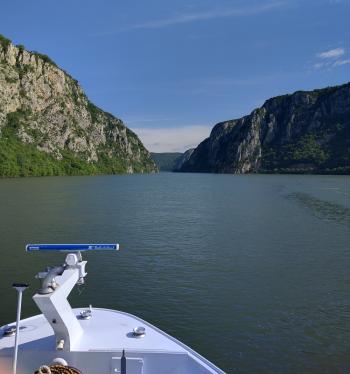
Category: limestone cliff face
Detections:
[
  {"x1": 0, "y1": 35, "x2": 157, "y2": 176},
  {"x1": 179, "y1": 82, "x2": 350, "y2": 174},
  {"x1": 173, "y1": 149, "x2": 194, "y2": 171}
]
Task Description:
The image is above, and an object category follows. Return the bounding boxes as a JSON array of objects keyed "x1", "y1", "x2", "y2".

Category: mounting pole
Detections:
[
  {"x1": 12, "y1": 283, "x2": 29, "y2": 374},
  {"x1": 121, "y1": 349, "x2": 126, "y2": 374}
]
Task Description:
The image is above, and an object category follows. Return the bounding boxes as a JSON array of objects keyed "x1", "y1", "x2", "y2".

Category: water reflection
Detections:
[{"x1": 287, "y1": 192, "x2": 350, "y2": 226}]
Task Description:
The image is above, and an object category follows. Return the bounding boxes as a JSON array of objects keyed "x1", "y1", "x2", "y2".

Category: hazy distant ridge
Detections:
[{"x1": 151, "y1": 152, "x2": 182, "y2": 171}]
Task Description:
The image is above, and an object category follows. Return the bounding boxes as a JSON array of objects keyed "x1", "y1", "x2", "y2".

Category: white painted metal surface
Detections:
[
  {"x1": 12, "y1": 284, "x2": 29, "y2": 374},
  {"x1": 33, "y1": 265, "x2": 86, "y2": 351},
  {"x1": 0, "y1": 250, "x2": 225, "y2": 373}
]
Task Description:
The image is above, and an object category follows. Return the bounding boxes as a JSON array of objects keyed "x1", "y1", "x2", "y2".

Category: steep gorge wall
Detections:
[
  {"x1": 0, "y1": 35, "x2": 156, "y2": 176},
  {"x1": 179, "y1": 83, "x2": 350, "y2": 174}
]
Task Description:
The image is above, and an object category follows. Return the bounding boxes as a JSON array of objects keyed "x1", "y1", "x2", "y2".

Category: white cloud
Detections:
[
  {"x1": 120, "y1": 1, "x2": 286, "y2": 32},
  {"x1": 313, "y1": 62, "x2": 325, "y2": 69},
  {"x1": 313, "y1": 47, "x2": 350, "y2": 70},
  {"x1": 132, "y1": 125, "x2": 211, "y2": 152},
  {"x1": 333, "y1": 58, "x2": 350, "y2": 66},
  {"x1": 317, "y1": 47, "x2": 345, "y2": 59}
]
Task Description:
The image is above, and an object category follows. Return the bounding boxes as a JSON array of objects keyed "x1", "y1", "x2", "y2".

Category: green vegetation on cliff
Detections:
[
  {"x1": 179, "y1": 82, "x2": 350, "y2": 174},
  {"x1": 151, "y1": 152, "x2": 182, "y2": 171},
  {"x1": 0, "y1": 110, "x2": 152, "y2": 177},
  {"x1": 0, "y1": 34, "x2": 157, "y2": 177}
]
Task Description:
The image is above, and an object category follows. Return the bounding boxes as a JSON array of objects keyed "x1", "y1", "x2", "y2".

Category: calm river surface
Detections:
[{"x1": 0, "y1": 173, "x2": 350, "y2": 373}]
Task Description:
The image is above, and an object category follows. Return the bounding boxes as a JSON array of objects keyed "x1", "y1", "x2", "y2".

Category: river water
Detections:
[{"x1": 0, "y1": 173, "x2": 350, "y2": 373}]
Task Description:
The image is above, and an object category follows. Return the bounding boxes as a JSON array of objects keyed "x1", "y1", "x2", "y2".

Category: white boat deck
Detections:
[
  {"x1": 0, "y1": 248, "x2": 225, "y2": 373},
  {"x1": 0, "y1": 308, "x2": 225, "y2": 373},
  {"x1": 1, "y1": 308, "x2": 186, "y2": 352}
]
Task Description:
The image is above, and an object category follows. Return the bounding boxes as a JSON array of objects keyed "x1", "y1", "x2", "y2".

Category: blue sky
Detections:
[{"x1": 1, "y1": 0, "x2": 350, "y2": 151}]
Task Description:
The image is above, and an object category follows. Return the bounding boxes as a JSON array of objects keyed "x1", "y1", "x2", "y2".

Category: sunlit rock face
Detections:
[
  {"x1": 0, "y1": 36, "x2": 157, "y2": 176},
  {"x1": 179, "y1": 83, "x2": 350, "y2": 174}
]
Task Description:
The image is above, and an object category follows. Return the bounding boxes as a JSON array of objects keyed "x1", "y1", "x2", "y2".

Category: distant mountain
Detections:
[
  {"x1": 0, "y1": 34, "x2": 157, "y2": 176},
  {"x1": 151, "y1": 152, "x2": 182, "y2": 171},
  {"x1": 178, "y1": 82, "x2": 350, "y2": 174}
]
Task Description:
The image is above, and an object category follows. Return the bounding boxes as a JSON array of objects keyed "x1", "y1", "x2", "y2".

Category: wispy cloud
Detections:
[
  {"x1": 115, "y1": 1, "x2": 287, "y2": 33},
  {"x1": 333, "y1": 58, "x2": 350, "y2": 66},
  {"x1": 313, "y1": 47, "x2": 349, "y2": 69},
  {"x1": 313, "y1": 62, "x2": 325, "y2": 69},
  {"x1": 317, "y1": 47, "x2": 345, "y2": 59},
  {"x1": 132, "y1": 125, "x2": 211, "y2": 152}
]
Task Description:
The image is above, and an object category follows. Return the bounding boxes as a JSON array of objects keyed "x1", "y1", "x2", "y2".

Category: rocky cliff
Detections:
[
  {"x1": 179, "y1": 82, "x2": 350, "y2": 174},
  {"x1": 173, "y1": 149, "x2": 194, "y2": 171},
  {"x1": 0, "y1": 34, "x2": 157, "y2": 176}
]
